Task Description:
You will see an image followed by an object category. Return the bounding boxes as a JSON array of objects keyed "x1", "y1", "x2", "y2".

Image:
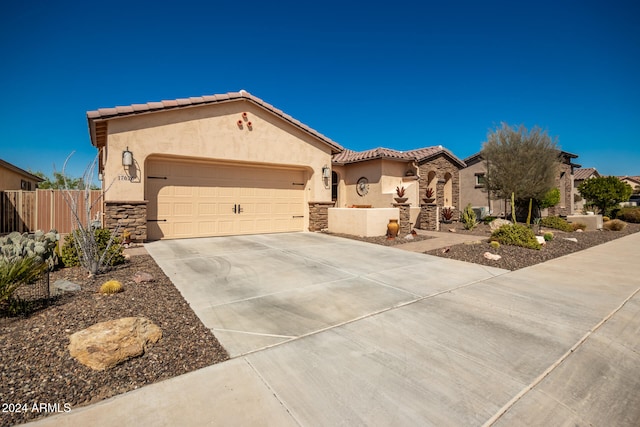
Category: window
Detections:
[
  {"x1": 475, "y1": 173, "x2": 486, "y2": 187},
  {"x1": 20, "y1": 180, "x2": 32, "y2": 190}
]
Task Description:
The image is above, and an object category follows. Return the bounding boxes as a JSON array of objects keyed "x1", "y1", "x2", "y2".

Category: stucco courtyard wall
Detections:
[{"x1": 328, "y1": 208, "x2": 399, "y2": 237}]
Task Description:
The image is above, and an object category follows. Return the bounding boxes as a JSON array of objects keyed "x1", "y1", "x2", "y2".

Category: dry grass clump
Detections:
[{"x1": 603, "y1": 219, "x2": 627, "y2": 231}]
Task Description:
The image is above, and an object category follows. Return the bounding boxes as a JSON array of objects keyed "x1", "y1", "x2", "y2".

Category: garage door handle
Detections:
[
  {"x1": 293, "y1": 215, "x2": 304, "y2": 218},
  {"x1": 232, "y1": 204, "x2": 244, "y2": 214},
  {"x1": 148, "y1": 219, "x2": 167, "y2": 222}
]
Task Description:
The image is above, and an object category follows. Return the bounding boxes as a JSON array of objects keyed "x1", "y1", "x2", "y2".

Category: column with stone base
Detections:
[
  {"x1": 419, "y1": 203, "x2": 439, "y2": 231},
  {"x1": 393, "y1": 203, "x2": 411, "y2": 237}
]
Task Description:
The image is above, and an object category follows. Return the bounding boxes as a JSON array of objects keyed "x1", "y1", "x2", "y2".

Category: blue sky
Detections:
[{"x1": 1, "y1": 0, "x2": 638, "y2": 179}]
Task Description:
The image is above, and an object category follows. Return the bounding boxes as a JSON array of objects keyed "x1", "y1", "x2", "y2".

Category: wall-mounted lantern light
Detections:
[
  {"x1": 122, "y1": 147, "x2": 133, "y2": 167},
  {"x1": 322, "y1": 165, "x2": 331, "y2": 179}
]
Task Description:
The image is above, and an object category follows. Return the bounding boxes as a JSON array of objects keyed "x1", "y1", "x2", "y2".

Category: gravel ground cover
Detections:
[
  {"x1": 2, "y1": 222, "x2": 638, "y2": 425},
  {"x1": 425, "y1": 221, "x2": 640, "y2": 270},
  {"x1": 0, "y1": 254, "x2": 229, "y2": 427}
]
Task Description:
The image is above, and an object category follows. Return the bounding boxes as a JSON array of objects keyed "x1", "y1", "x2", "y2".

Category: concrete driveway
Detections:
[
  {"x1": 31, "y1": 232, "x2": 640, "y2": 426},
  {"x1": 144, "y1": 232, "x2": 507, "y2": 357}
]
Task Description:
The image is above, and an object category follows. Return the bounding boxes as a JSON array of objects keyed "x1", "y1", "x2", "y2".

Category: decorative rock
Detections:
[
  {"x1": 563, "y1": 237, "x2": 578, "y2": 243},
  {"x1": 68, "y1": 317, "x2": 162, "y2": 371},
  {"x1": 483, "y1": 251, "x2": 502, "y2": 261},
  {"x1": 576, "y1": 229, "x2": 584, "y2": 232},
  {"x1": 53, "y1": 279, "x2": 81, "y2": 293},
  {"x1": 536, "y1": 236, "x2": 546, "y2": 245},
  {"x1": 133, "y1": 271, "x2": 154, "y2": 283},
  {"x1": 489, "y1": 219, "x2": 512, "y2": 231},
  {"x1": 448, "y1": 228, "x2": 457, "y2": 233},
  {"x1": 404, "y1": 234, "x2": 414, "y2": 240}
]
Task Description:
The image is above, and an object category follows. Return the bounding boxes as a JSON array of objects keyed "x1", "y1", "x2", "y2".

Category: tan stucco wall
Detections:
[
  {"x1": 459, "y1": 160, "x2": 498, "y2": 214},
  {"x1": 328, "y1": 207, "x2": 399, "y2": 237},
  {"x1": 333, "y1": 159, "x2": 418, "y2": 208},
  {"x1": 101, "y1": 100, "x2": 334, "y2": 211},
  {"x1": 0, "y1": 166, "x2": 39, "y2": 191}
]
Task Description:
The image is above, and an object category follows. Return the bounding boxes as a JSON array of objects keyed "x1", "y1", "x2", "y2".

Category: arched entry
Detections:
[
  {"x1": 443, "y1": 172, "x2": 453, "y2": 207},
  {"x1": 426, "y1": 171, "x2": 437, "y2": 199}
]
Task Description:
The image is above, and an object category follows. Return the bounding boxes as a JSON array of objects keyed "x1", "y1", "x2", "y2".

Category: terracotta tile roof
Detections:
[
  {"x1": 87, "y1": 91, "x2": 343, "y2": 153},
  {"x1": 574, "y1": 167, "x2": 599, "y2": 180},
  {"x1": 332, "y1": 145, "x2": 465, "y2": 167},
  {"x1": 331, "y1": 147, "x2": 410, "y2": 164},
  {"x1": 618, "y1": 175, "x2": 640, "y2": 184}
]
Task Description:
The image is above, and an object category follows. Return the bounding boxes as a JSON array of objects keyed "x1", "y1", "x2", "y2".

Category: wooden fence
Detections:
[{"x1": 0, "y1": 189, "x2": 102, "y2": 234}]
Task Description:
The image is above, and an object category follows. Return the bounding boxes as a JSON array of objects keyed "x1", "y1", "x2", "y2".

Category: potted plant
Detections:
[
  {"x1": 394, "y1": 186, "x2": 408, "y2": 203},
  {"x1": 423, "y1": 187, "x2": 435, "y2": 203},
  {"x1": 441, "y1": 207, "x2": 454, "y2": 223}
]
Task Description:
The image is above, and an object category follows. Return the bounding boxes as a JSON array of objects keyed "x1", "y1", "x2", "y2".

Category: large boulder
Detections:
[
  {"x1": 68, "y1": 317, "x2": 162, "y2": 371},
  {"x1": 489, "y1": 218, "x2": 512, "y2": 231}
]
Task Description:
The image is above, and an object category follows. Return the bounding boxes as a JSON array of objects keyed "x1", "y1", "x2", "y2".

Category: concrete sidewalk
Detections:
[{"x1": 27, "y1": 233, "x2": 640, "y2": 426}]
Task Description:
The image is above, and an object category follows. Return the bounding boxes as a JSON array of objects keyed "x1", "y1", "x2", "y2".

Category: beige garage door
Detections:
[{"x1": 146, "y1": 159, "x2": 306, "y2": 240}]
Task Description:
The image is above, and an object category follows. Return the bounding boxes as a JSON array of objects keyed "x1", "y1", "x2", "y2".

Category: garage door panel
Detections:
[{"x1": 147, "y1": 159, "x2": 305, "y2": 239}]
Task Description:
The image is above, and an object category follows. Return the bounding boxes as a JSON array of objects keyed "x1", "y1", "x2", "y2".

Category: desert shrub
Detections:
[
  {"x1": 603, "y1": 219, "x2": 627, "y2": 231},
  {"x1": 490, "y1": 224, "x2": 541, "y2": 250},
  {"x1": 572, "y1": 222, "x2": 587, "y2": 231},
  {"x1": 489, "y1": 241, "x2": 500, "y2": 249},
  {"x1": 543, "y1": 232, "x2": 554, "y2": 241},
  {"x1": 461, "y1": 204, "x2": 477, "y2": 230},
  {"x1": 540, "y1": 216, "x2": 574, "y2": 232},
  {"x1": 99, "y1": 280, "x2": 123, "y2": 294},
  {"x1": 482, "y1": 216, "x2": 497, "y2": 224},
  {"x1": 61, "y1": 228, "x2": 124, "y2": 268},
  {"x1": 602, "y1": 216, "x2": 610, "y2": 222},
  {"x1": 617, "y1": 207, "x2": 640, "y2": 223},
  {"x1": 0, "y1": 256, "x2": 47, "y2": 304}
]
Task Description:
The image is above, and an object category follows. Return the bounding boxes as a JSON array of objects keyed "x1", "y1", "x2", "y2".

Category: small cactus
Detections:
[
  {"x1": 489, "y1": 241, "x2": 500, "y2": 249},
  {"x1": 543, "y1": 232, "x2": 554, "y2": 241},
  {"x1": 99, "y1": 280, "x2": 124, "y2": 294}
]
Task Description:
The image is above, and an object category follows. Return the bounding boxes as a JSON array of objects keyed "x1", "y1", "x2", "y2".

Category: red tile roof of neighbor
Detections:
[
  {"x1": 618, "y1": 175, "x2": 640, "y2": 184},
  {"x1": 574, "y1": 167, "x2": 600, "y2": 180},
  {"x1": 86, "y1": 91, "x2": 344, "y2": 153},
  {"x1": 332, "y1": 146, "x2": 465, "y2": 167}
]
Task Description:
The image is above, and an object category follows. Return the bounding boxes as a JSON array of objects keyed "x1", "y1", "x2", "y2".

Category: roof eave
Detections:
[{"x1": 86, "y1": 92, "x2": 344, "y2": 154}]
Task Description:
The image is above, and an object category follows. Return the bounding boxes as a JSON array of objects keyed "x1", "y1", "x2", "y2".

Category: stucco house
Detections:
[
  {"x1": 460, "y1": 150, "x2": 580, "y2": 218},
  {"x1": 617, "y1": 175, "x2": 640, "y2": 192},
  {"x1": 88, "y1": 91, "x2": 468, "y2": 240},
  {"x1": 0, "y1": 158, "x2": 43, "y2": 191},
  {"x1": 332, "y1": 146, "x2": 465, "y2": 225},
  {"x1": 87, "y1": 91, "x2": 343, "y2": 241}
]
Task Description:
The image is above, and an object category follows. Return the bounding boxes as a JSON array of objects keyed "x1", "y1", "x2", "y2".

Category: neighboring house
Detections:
[
  {"x1": 0, "y1": 158, "x2": 43, "y2": 191},
  {"x1": 87, "y1": 91, "x2": 343, "y2": 241},
  {"x1": 617, "y1": 175, "x2": 640, "y2": 193},
  {"x1": 573, "y1": 167, "x2": 600, "y2": 212},
  {"x1": 460, "y1": 150, "x2": 580, "y2": 218},
  {"x1": 332, "y1": 146, "x2": 466, "y2": 222}
]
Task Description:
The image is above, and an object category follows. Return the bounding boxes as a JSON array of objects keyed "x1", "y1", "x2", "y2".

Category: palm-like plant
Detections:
[{"x1": 0, "y1": 257, "x2": 46, "y2": 303}]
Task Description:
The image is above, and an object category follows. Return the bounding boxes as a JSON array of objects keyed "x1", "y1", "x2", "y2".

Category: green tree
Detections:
[
  {"x1": 30, "y1": 171, "x2": 98, "y2": 190},
  {"x1": 481, "y1": 123, "x2": 560, "y2": 221},
  {"x1": 578, "y1": 176, "x2": 632, "y2": 216},
  {"x1": 539, "y1": 187, "x2": 560, "y2": 209}
]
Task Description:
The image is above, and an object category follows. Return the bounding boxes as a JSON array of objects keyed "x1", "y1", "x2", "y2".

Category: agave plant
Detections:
[{"x1": 0, "y1": 256, "x2": 47, "y2": 303}]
